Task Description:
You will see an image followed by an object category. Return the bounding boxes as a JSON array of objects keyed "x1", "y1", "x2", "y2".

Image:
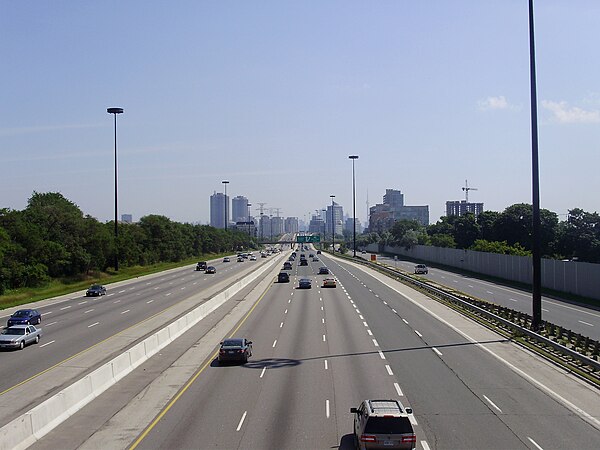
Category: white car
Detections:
[{"x1": 414, "y1": 264, "x2": 428, "y2": 274}]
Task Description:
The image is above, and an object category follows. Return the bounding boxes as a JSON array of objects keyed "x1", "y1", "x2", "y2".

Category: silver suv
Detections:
[{"x1": 350, "y1": 399, "x2": 415, "y2": 449}]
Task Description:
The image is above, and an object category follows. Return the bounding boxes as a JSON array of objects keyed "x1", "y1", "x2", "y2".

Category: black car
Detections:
[
  {"x1": 218, "y1": 338, "x2": 253, "y2": 364},
  {"x1": 7, "y1": 309, "x2": 42, "y2": 326},
  {"x1": 86, "y1": 284, "x2": 106, "y2": 296},
  {"x1": 299, "y1": 259, "x2": 308, "y2": 266},
  {"x1": 196, "y1": 261, "x2": 207, "y2": 271},
  {"x1": 298, "y1": 278, "x2": 312, "y2": 289},
  {"x1": 283, "y1": 262, "x2": 293, "y2": 270},
  {"x1": 205, "y1": 266, "x2": 217, "y2": 274},
  {"x1": 318, "y1": 267, "x2": 329, "y2": 274},
  {"x1": 278, "y1": 272, "x2": 290, "y2": 283}
]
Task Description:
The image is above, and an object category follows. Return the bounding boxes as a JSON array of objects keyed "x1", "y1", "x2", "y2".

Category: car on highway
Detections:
[
  {"x1": 278, "y1": 272, "x2": 290, "y2": 283},
  {"x1": 316, "y1": 250, "x2": 321, "y2": 254},
  {"x1": 223, "y1": 257, "x2": 230, "y2": 262},
  {"x1": 322, "y1": 278, "x2": 336, "y2": 288},
  {"x1": 7, "y1": 309, "x2": 42, "y2": 326},
  {"x1": 298, "y1": 278, "x2": 312, "y2": 289},
  {"x1": 250, "y1": 255, "x2": 257, "y2": 261},
  {"x1": 299, "y1": 259, "x2": 308, "y2": 266},
  {"x1": 0, "y1": 325, "x2": 42, "y2": 350},
  {"x1": 205, "y1": 266, "x2": 217, "y2": 274},
  {"x1": 86, "y1": 284, "x2": 106, "y2": 297},
  {"x1": 414, "y1": 264, "x2": 428, "y2": 274},
  {"x1": 350, "y1": 399, "x2": 415, "y2": 450},
  {"x1": 196, "y1": 261, "x2": 207, "y2": 271},
  {"x1": 237, "y1": 256, "x2": 244, "y2": 262},
  {"x1": 318, "y1": 267, "x2": 329, "y2": 275},
  {"x1": 283, "y1": 262, "x2": 292, "y2": 270},
  {"x1": 218, "y1": 338, "x2": 252, "y2": 364}
]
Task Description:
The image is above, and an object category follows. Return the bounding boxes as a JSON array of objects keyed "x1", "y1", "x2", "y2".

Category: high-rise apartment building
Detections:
[
  {"x1": 368, "y1": 189, "x2": 429, "y2": 233},
  {"x1": 232, "y1": 196, "x2": 249, "y2": 223},
  {"x1": 446, "y1": 200, "x2": 484, "y2": 217},
  {"x1": 284, "y1": 217, "x2": 299, "y2": 234},
  {"x1": 326, "y1": 202, "x2": 344, "y2": 237},
  {"x1": 210, "y1": 192, "x2": 228, "y2": 229}
]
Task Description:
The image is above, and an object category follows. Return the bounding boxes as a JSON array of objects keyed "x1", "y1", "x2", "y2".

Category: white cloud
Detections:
[
  {"x1": 541, "y1": 100, "x2": 600, "y2": 124},
  {"x1": 478, "y1": 96, "x2": 514, "y2": 111}
]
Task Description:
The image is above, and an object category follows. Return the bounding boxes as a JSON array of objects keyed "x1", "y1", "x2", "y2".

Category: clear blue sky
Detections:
[{"x1": 2, "y1": 1, "x2": 599, "y2": 226}]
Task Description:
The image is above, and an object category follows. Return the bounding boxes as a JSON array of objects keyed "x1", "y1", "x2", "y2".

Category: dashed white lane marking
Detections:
[
  {"x1": 88, "y1": 322, "x2": 99, "y2": 328},
  {"x1": 578, "y1": 320, "x2": 594, "y2": 327},
  {"x1": 165, "y1": 293, "x2": 171, "y2": 297},
  {"x1": 181, "y1": 287, "x2": 186, "y2": 290},
  {"x1": 288, "y1": 299, "x2": 291, "y2": 303},
  {"x1": 146, "y1": 282, "x2": 152, "y2": 285},
  {"x1": 40, "y1": 340, "x2": 55, "y2": 348},
  {"x1": 409, "y1": 414, "x2": 418, "y2": 426},
  {"x1": 324, "y1": 360, "x2": 328, "y2": 370},
  {"x1": 321, "y1": 306, "x2": 324, "y2": 311},
  {"x1": 527, "y1": 437, "x2": 544, "y2": 450},
  {"x1": 260, "y1": 367, "x2": 267, "y2": 378},
  {"x1": 356, "y1": 310, "x2": 361, "y2": 313},
  {"x1": 119, "y1": 290, "x2": 126, "y2": 293},
  {"x1": 392, "y1": 309, "x2": 397, "y2": 314},
  {"x1": 326, "y1": 400, "x2": 330, "y2": 418},
  {"x1": 284, "y1": 309, "x2": 288, "y2": 314},
  {"x1": 359, "y1": 315, "x2": 364, "y2": 320},
  {"x1": 415, "y1": 330, "x2": 423, "y2": 337},
  {"x1": 402, "y1": 318, "x2": 409, "y2": 324},
  {"x1": 236, "y1": 411, "x2": 247, "y2": 431},
  {"x1": 84, "y1": 309, "x2": 94, "y2": 314},
  {"x1": 121, "y1": 310, "x2": 130, "y2": 314},
  {"x1": 45, "y1": 321, "x2": 57, "y2": 327},
  {"x1": 383, "y1": 301, "x2": 388, "y2": 305},
  {"x1": 154, "y1": 287, "x2": 159, "y2": 290},
  {"x1": 363, "y1": 321, "x2": 368, "y2": 327},
  {"x1": 322, "y1": 318, "x2": 325, "y2": 324},
  {"x1": 280, "y1": 322, "x2": 284, "y2": 328},
  {"x1": 378, "y1": 351, "x2": 386, "y2": 359},
  {"x1": 323, "y1": 335, "x2": 326, "y2": 342},
  {"x1": 468, "y1": 284, "x2": 474, "y2": 288},
  {"x1": 107, "y1": 293, "x2": 114, "y2": 297},
  {"x1": 78, "y1": 301, "x2": 87, "y2": 305},
  {"x1": 60, "y1": 306, "x2": 71, "y2": 310},
  {"x1": 421, "y1": 441, "x2": 432, "y2": 450},
  {"x1": 113, "y1": 300, "x2": 121, "y2": 304},
  {"x1": 433, "y1": 347, "x2": 443, "y2": 356},
  {"x1": 367, "y1": 329, "x2": 373, "y2": 336},
  {"x1": 483, "y1": 395, "x2": 503, "y2": 413},
  {"x1": 272, "y1": 340, "x2": 277, "y2": 348},
  {"x1": 394, "y1": 383, "x2": 404, "y2": 396},
  {"x1": 542, "y1": 308, "x2": 549, "y2": 312},
  {"x1": 147, "y1": 300, "x2": 154, "y2": 304},
  {"x1": 193, "y1": 282, "x2": 197, "y2": 285},
  {"x1": 385, "y1": 365, "x2": 394, "y2": 376},
  {"x1": 372, "y1": 339, "x2": 379, "y2": 347},
  {"x1": 486, "y1": 290, "x2": 494, "y2": 294},
  {"x1": 509, "y1": 298, "x2": 518, "y2": 302},
  {"x1": 44, "y1": 311, "x2": 53, "y2": 315}
]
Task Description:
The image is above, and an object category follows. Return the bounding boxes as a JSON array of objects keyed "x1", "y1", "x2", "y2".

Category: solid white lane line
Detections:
[
  {"x1": 392, "y1": 309, "x2": 397, "y2": 314},
  {"x1": 527, "y1": 437, "x2": 544, "y2": 450},
  {"x1": 433, "y1": 347, "x2": 443, "y2": 356},
  {"x1": 236, "y1": 411, "x2": 247, "y2": 431},
  {"x1": 421, "y1": 441, "x2": 432, "y2": 450},
  {"x1": 323, "y1": 335, "x2": 326, "y2": 342},
  {"x1": 45, "y1": 321, "x2": 57, "y2": 327},
  {"x1": 40, "y1": 340, "x2": 55, "y2": 348},
  {"x1": 121, "y1": 310, "x2": 130, "y2": 314},
  {"x1": 372, "y1": 339, "x2": 379, "y2": 347},
  {"x1": 415, "y1": 330, "x2": 423, "y2": 337},
  {"x1": 385, "y1": 365, "x2": 394, "y2": 376},
  {"x1": 147, "y1": 300, "x2": 154, "y2": 304},
  {"x1": 272, "y1": 340, "x2": 277, "y2": 348},
  {"x1": 324, "y1": 360, "x2": 328, "y2": 370},
  {"x1": 326, "y1": 400, "x2": 330, "y2": 418},
  {"x1": 367, "y1": 330, "x2": 373, "y2": 336},
  {"x1": 84, "y1": 309, "x2": 94, "y2": 314},
  {"x1": 280, "y1": 322, "x2": 284, "y2": 328},
  {"x1": 394, "y1": 382, "x2": 404, "y2": 396},
  {"x1": 60, "y1": 306, "x2": 71, "y2": 310},
  {"x1": 88, "y1": 322, "x2": 99, "y2": 328},
  {"x1": 260, "y1": 367, "x2": 267, "y2": 378},
  {"x1": 78, "y1": 301, "x2": 87, "y2": 305},
  {"x1": 578, "y1": 320, "x2": 594, "y2": 327},
  {"x1": 483, "y1": 395, "x2": 503, "y2": 414},
  {"x1": 379, "y1": 351, "x2": 386, "y2": 359}
]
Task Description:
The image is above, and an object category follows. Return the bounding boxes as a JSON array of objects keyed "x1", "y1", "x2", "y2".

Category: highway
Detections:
[
  {"x1": 0, "y1": 252, "x2": 276, "y2": 423},
  {"x1": 366, "y1": 253, "x2": 600, "y2": 340},
  {"x1": 34, "y1": 248, "x2": 600, "y2": 449}
]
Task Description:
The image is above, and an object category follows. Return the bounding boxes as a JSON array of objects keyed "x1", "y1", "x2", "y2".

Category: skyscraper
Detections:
[
  {"x1": 232, "y1": 195, "x2": 249, "y2": 223},
  {"x1": 326, "y1": 202, "x2": 344, "y2": 237},
  {"x1": 210, "y1": 191, "x2": 228, "y2": 229}
]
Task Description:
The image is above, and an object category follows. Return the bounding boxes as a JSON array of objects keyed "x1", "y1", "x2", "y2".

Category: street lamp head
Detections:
[
  {"x1": 330, "y1": 195, "x2": 335, "y2": 199},
  {"x1": 348, "y1": 155, "x2": 359, "y2": 160},
  {"x1": 107, "y1": 108, "x2": 124, "y2": 114},
  {"x1": 222, "y1": 180, "x2": 229, "y2": 184}
]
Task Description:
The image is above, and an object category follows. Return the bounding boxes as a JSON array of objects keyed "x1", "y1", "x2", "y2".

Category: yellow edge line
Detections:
[
  {"x1": 0, "y1": 295, "x2": 198, "y2": 397},
  {"x1": 129, "y1": 277, "x2": 274, "y2": 450}
]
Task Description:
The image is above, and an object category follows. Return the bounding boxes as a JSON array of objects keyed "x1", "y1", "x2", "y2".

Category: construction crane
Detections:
[
  {"x1": 462, "y1": 179, "x2": 478, "y2": 202},
  {"x1": 256, "y1": 203, "x2": 267, "y2": 241},
  {"x1": 271, "y1": 207, "x2": 282, "y2": 217}
]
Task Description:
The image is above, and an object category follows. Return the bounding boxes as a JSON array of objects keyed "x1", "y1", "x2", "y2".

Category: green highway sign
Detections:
[{"x1": 297, "y1": 235, "x2": 321, "y2": 243}]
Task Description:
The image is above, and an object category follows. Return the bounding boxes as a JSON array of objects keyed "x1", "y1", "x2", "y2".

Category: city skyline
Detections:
[{"x1": 2, "y1": 2, "x2": 599, "y2": 224}]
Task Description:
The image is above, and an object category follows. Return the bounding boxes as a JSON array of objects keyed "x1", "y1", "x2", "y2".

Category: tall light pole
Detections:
[
  {"x1": 529, "y1": 0, "x2": 542, "y2": 331},
  {"x1": 247, "y1": 203, "x2": 252, "y2": 237},
  {"x1": 322, "y1": 209, "x2": 327, "y2": 250},
  {"x1": 349, "y1": 155, "x2": 359, "y2": 257},
  {"x1": 330, "y1": 195, "x2": 335, "y2": 253},
  {"x1": 222, "y1": 180, "x2": 229, "y2": 231},
  {"x1": 107, "y1": 107, "x2": 123, "y2": 271}
]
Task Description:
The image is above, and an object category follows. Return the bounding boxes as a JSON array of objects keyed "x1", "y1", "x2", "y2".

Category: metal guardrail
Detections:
[{"x1": 336, "y1": 253, "x2": 600, "y2": 382}]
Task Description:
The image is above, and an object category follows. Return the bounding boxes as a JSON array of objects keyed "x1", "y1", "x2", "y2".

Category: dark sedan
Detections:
[
  {"x1": 318, "y1": 267, "x2": 329, "y2": 274},
  {"x1": 86, "y1": 284, "x2": 106, "y2": 296},
  {"x1": 205, "y1": 266, "x2": 217, "y2": 274},
  {"x1": 218, "y1": 338, "x2": 253, "y2": 364},
  {"x1": 7, "y1": 309, "x2": 42, "y2": 326},
  {"x1": 298, "y1": 278, "x2": 312, "y2": 289}
]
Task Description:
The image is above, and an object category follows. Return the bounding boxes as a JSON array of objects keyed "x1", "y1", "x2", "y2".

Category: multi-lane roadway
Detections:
[
  {"x1": 366, "y1": 253, "x2": 600, "y2": 340},
  {"x1": 32, "y1": 248, "x2": 600, "y2": 449}
]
